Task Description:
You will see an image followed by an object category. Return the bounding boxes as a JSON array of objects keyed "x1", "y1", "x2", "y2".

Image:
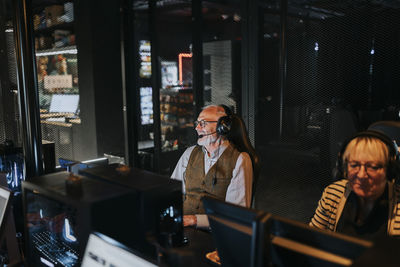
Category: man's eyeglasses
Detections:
[
  {"x1": 193, "y1": 120, "x2": 218, "y2": 128},
  {"x1": 347, "y1": 161, "x2": 385, "y2": 175}
]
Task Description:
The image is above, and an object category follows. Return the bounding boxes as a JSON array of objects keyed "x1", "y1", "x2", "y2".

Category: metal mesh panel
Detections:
[
  {"x1": 202, "y1": 1, "x2": 241, "y2": 114},
  {"x1": 203, "y1": 40, "x2": 237, "y2": 111},
  {"x1": 0, "y1": 0, "x2": 25, "y2": 192},
  {"x1": 0, "y1": 4, "x2": 21, "y2": 146},
  {"x1": 255, "y1": 1, "x2": 400, "y2": 223}
]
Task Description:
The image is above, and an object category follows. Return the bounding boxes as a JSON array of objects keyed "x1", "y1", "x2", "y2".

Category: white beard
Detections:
[{"x1": 197, "y1": 134, "x2": 218, "y2": 146}]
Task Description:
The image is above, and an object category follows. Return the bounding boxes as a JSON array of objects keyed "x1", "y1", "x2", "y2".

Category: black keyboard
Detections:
[{"x1": 32, "y1": 231, "x2": 79, "y2": 267}]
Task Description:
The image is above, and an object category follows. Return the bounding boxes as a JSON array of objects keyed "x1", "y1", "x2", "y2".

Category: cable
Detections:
[{"x1": 212, "y1": 138, "x2": 222, "y2": 187}]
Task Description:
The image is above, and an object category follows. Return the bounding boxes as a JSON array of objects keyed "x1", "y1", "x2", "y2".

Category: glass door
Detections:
[
  {"x1": 132, "y1": 0, "x2": 196, "y2": 174},
  {"x1": 32, "y1": 1, "x2": 79, "y2": 162}
]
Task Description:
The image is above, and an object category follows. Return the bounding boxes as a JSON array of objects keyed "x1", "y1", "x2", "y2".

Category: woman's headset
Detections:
[
  {"x1": 216, "y1": 104, "x2": 233, "y2": 137},
  {"x1": 335, "y1": 130, "x2": 400, "y2": 181}
]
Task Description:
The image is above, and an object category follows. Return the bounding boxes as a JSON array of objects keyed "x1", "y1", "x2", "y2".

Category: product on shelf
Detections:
[
  {"x1": 45, "y1": 5, "x2": 64, "y2": 27},
  {"x1": 54, "y1": 30, "x2": 71, "y2": 48},
  {"x1": 159, "y1": 87, "x2": 195, "y2": 151}
]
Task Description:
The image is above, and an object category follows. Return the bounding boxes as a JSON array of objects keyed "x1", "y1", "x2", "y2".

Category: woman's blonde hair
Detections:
[{"x1": 342, "y1": 136, "x2": 389, "y2": 167}]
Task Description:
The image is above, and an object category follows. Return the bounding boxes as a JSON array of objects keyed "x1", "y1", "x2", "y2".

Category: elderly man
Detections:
[{"x1": 171, "y1": 105, "x2": 253, "y2": 228}]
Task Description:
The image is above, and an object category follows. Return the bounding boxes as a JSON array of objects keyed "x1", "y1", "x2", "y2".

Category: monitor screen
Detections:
[
  {"x1": 25, "y1": 189, "x2": 79, "y2": 267},
  {"x1": 203, "y1": 196, "x2": 270, "y2": 267},
  {"x1": 81, "y1": 232, "x2": 157, "y2": 267},
  {"x1": 0, "y1": 186, "x2": 11, "y2": 226},
  {"x1": 49, "y1": 94, "x2": 79, "y2": 114},
  {"x1": 269, "y1": 216, "x2": 372, "y2": 267}
]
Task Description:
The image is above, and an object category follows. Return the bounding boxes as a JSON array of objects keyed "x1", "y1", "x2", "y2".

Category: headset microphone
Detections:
[{"x1": 198, "y1": 132, "x2": 216, "y2": 138}]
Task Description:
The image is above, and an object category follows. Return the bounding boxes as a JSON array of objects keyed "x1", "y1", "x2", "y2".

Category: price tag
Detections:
[{"x1": 44, "y1": 75, "x2": 73, "y2": 89}]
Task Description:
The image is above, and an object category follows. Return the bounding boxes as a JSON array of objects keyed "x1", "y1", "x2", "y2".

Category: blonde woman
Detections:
[{"x1": 310, "y1": 131, "x2": 400, "y2": 239}]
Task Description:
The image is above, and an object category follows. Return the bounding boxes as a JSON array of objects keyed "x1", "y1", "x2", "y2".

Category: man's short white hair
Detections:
[{"x1": 202, "y1": 105, "x2": 227, "y2": 116}]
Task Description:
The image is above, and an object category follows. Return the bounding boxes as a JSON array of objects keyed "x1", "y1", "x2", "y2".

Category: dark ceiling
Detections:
[{"x1": 132, "y1": 0, "x2": 400, "y2": 21}]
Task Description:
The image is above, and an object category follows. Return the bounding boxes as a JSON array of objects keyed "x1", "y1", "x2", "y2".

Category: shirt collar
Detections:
[{"x1": 201, "y1": 140, "x2": 230, "y2": 159}]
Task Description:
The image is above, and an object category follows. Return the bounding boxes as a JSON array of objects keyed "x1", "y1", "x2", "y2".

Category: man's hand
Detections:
[{"x1": 183, "y1": 215, "x2": 197, "y2": 227}]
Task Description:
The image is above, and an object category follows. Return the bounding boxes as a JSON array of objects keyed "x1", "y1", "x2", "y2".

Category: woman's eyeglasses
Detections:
[
  {"x1": 193, "y1": 120, "x2": 218, "y2": 128},
  {"x1": 347, "y1": 161, "x2": 385, "y2": 175}
]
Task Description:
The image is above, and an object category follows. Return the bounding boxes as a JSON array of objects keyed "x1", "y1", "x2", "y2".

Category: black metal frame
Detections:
[
  {"x1": 121, "y1": 0, "x2": 140, "y2": 167},
  {"x1": 192, "y1": 0, "x2": 204, "y2": 116},
  {"x1": 241, "y1": 0, "x2": 259, "y2": 146},
  {"x1": 278, "y1": 0, "x2": 288, "y2": 139},
  {"x1": 13, "y1": 0, "x2": 43, "y2": 178},
  {"x1": 149, "y1": 0, "x2": 162, "y2": 172},
  {"x1": 0, "y1": 1, "x2": 19, "y2": 145}
]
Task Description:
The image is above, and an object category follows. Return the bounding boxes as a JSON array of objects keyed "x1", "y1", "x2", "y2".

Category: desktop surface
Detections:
[
  {"x1": 163, "y1": 227, "x2": 215, "y2": 267},
  {"x1": 79, "y1": 163, "x2": 180, "y2": 191},
  {"x1": 351, "y1": 236, "x2": 400, "y2": 267},
  {"x1": 23, "y1": 171, "x2": 133, "y2": 202}
]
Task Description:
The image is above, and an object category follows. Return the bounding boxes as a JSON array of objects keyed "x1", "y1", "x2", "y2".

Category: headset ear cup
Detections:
[
  {"x1": 216, "y1": 116, "x2": 232, "y2": 136},
  {"x1": 343, "y1": 167, "x2": 347, "y2": 179},
  {"x1": 389, "y1": 160, "x2": 400, "y2": 183},
  {"x1": 333, "y1": 149, "x2": 344, "y2": 180},
  {"x1": 333, "y1": 160, "x2": 345, "y2": 180}
]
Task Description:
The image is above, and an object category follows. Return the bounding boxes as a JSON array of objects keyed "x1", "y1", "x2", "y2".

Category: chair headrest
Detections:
[{"x1": 368, "y1": 121, "x2": 400, "y2": 145}]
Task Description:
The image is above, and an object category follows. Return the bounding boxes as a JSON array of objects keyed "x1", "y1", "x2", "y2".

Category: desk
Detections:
[
  {"x1": 163, "y1": 228, "x2": 216, "y2": 267},
  {"x1": 351, "y1": 237, "x2": 400, "y2": 267}
]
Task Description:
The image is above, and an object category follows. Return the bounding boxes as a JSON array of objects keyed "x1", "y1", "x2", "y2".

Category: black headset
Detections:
[
  {"x1": 211, "y1": 105, "x2": 233, "y2": 186},
  {"x1": 335, "y1": 130, "x2": 400, "y2": 181},
  {"x1": 216, "y1": 104, "x2": 233, "y2": 137}
]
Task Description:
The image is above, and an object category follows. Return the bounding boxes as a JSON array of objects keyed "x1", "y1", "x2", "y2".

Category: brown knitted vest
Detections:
[{"x1": 183, "y1": 143, "x2": 240, "y2": 214}]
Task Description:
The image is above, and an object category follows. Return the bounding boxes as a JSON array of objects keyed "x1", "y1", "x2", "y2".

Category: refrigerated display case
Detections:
[
  {"x1": 160, "y1": 87, "x2": 194, "y2": 152},
  {"x1": 33, "y1": 1, "x2": 80, "y2": 162}
]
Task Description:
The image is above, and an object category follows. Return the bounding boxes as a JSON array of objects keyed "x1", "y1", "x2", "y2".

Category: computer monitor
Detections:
[
  {"x1": 202, "y1": 196, "x2": 271, "y2": 267},
  {"x1": 49, "y1": 94, "x2": 79, "y2": 114},
  {"x1": 0, "y1": 185, "x2": 11, "y2": 230},
  {"x1": 0, "y1": 179, "x2": 22, "y2": 265},
  {"x1": 79, "y1": 164, "x2": 184, "y2": 258},
  {"x1": 203, "y1": 197, "x2": 373, "y2": 267},
  {"x1": 268, "y1": 215, "x2": 372, "y2": 267},
  {"x1": 81, "y1": 232, "x2": 158, "y2": 267},
  {"x1": 22, "y1": 171, "x2": 137, "y2": 267}
]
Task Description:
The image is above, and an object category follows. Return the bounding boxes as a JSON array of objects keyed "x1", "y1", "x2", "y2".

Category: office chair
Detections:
[
  {"x1": 368, "y1": 121, "x2": 400, "y2": 148},
  {"x1": 227, "y1": 115, "x2": 260, "y2": 208}
]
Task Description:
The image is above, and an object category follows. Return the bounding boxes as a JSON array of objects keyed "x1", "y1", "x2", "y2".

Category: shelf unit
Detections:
[{"x1": 159, "y1": 87, "x2": 194, "y2": 152}]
